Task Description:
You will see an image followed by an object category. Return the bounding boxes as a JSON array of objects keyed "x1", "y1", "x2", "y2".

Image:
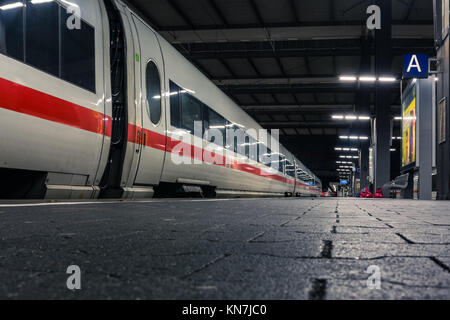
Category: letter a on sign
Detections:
[
  {"x1": 407, "y1": 55, "x2": 421, "y2": 73},
  {"x1": 403, "y1": 54, "x2": 429, "y2": 79},
  {"x1": 366, "y1": 5, "x2": 381, "y2": 30}
]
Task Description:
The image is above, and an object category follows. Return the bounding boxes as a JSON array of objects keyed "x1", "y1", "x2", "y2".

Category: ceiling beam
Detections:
[
  {"x1": 249, "y1": 0, "x2": 265, "y2": 26},
  {"x1": 290, "y1": 0, "x2": 299, "y2": 23},
  {"x1": 247, "y1": 58, "x2": 262, "y2": 77},
  {"x1": 220, "y1": 83, "x2": 400, "y2": 94},
  {"x1": 208, "y1": 0, "x2": 229, "y2": 27},
  {"x1": 161, "y1": 24, "x2": 433, "y2": 43},
  {"x1": 404, "y1": 0, "x2": 417, "y2": 23},
  {"x1": 260, "y1": 122, "x2": 356, "y2": 129},
  {"x1": 173, "y1": 38, "x2": 434, "y2": 59},
  {"x1": 167, "y1": 0, "x2": 195, "y2": 28},
  {"x1": 155, "y1": 20, "x2": 433, "y2": 31}
]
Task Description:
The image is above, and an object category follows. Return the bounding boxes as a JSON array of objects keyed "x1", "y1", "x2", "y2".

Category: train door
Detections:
[{"x1": 131, "y1": 15, "x2": 166, "y2": 186}]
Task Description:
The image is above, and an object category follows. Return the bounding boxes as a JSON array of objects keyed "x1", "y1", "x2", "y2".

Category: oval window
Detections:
[{"x1": 146, "y1": 61, "x2": 162, "y2": 124}]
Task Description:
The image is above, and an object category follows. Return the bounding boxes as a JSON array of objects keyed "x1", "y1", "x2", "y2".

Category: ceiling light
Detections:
[
  {"x1": 339, "y1": 76, "x2": 357, "y2": 82},
  {"x1": 359, "y1": 76, "x2": 377, "y2": 82},
  {"x1": 379, "y1": 77, "x2": 397, "y2": 82},
  {"x1": 0, "y1": 2, "x2": 24, "y2": 10},
  {"x1": 394, "y1": 116, "x2": 402, "y2": 120},
  {"x1": 358, "y1": 116, "x2": 371, "y2": 120},
  {"x1": 339, "y1": 136, "x2": 349, "y2": 139},
  {"x1": 332, "y1": 115, "x2": 345, "y2": 119},
  {"x1": 345, "y1": 115, "x2": 358, "y2": 120}
]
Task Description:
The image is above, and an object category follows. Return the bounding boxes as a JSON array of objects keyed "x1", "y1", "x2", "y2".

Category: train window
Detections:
[
  {"x1": 60, "y1": 8, "x2": 95, "y2": 92},
  {"x1": 260, "y1": 148, "x2": 272, "y2": 167},
  {"x1": 279, "y1": 156, "x2": 285, "y2": 174},
  {"x1": 169, "y1": 81, "x2": 181, "y2": 128},
  {"x1": 145, "y1": 61, "x2": 162, "y2": 124},
  {"x1": 244, "y1": 135, "x2": 250, "y2": 158},
  {"x1": 248, "y1": 137, "x2": 258, "y2": 162},
  {"x1": 181, "y1": 91, "x2": 202, "y2": 134},
  {"x1": 25, "y1": 0, "x2": 59, "y2": 76},
  {"x1": 286, "y1": 161, "x2": 295, "y2": 178},
  {"x1": 0, "y1": 0, "x2": 24, "y2": 61},
  {"x1": 206, "y1": 108, "x2": 226, "y2": 147}
]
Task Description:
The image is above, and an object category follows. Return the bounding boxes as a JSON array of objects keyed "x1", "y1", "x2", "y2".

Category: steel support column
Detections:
[
  {"x1": 356, "y1": 35, "x2": 373, "y2": 190},
  {"x1": 374, "y1": 0, "x2": 393, "y2": 190}
]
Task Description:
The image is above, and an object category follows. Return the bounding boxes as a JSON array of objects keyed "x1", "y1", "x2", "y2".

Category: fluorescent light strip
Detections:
[
  {"x1": 339, "y1": 76, "x2": 357, "y2": 82},
  {"x1": 0, "y1": 2, "x2": 24, "y2": 10},
  {"x1": 359, "y1": 76, "x2": 377, "y2": 82},
  {"x1": 379, "y1": 77, "x2": 397, "y2": 82}
]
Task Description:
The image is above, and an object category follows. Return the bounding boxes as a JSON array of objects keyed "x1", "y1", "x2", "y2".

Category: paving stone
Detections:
[{"x1": 0, "y1": 198, "x2": 448, "y2": 299}]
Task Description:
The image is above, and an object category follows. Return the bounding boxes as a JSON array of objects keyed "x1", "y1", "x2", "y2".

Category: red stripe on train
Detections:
[
  {"x1": 135, "y1": 126, "x2": 301, "y2": 186},
  {"x1": 0, "y1": 77, "x2": 311, "y2": 188},
  {"x1": 0, "y1": 77, "x2": 111, "y2": 136}
]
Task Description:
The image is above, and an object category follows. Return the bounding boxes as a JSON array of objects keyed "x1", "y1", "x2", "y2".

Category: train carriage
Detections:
[{"x1": 0, "y1": 0, "x2": 321, "y2": 199}]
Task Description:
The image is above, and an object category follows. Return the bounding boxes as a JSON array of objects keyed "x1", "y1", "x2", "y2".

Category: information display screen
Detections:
[{"x1": 402, "y1": 85, "x2": 417, "y2": 168}]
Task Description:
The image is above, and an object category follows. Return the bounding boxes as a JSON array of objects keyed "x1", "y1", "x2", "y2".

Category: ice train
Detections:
[{"x1": 0, "y1": 0, "x2": 321, "y2": 199}]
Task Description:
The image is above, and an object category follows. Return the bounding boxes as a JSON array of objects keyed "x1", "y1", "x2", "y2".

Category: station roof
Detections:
[{"x1": 125, "y1": 0, "x2": 435, "y2": 185}]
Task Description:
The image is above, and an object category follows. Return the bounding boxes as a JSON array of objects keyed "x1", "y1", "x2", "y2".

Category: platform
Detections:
[{"x1": 0, "y1": 198, "x2": 448, "y2": 300}]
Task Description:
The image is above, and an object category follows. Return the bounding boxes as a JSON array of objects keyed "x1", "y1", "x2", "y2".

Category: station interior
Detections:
[{"x1": 0, "y1": 0, "x2": 449, "y2": 301}]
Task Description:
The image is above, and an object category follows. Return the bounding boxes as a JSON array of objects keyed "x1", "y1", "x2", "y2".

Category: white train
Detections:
[{"x1": 0, "y1": 0, "x2": 321, "y2": 199}]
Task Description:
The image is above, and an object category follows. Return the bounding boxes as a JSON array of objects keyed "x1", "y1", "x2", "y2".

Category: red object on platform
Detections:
[
  {"x1": 374, "y1": 188, "x2": 383, "y2": 198},
  {"x1": 364, "y1": 188, "x2": 373, "y2": 198}
]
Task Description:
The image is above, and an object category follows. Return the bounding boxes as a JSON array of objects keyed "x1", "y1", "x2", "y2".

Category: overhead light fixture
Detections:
[
  {"x1": 335, "y1": 147, "x2": 358, "y2": 152},
  {"x1": 390, "y1": 149, "x2": 396, "y2": 152},
  {"x1": 379, "y1": 77, "x2": 397, "y2": 82},
  {"x1": 332, "y1": 114, "x2": 371, "y2": 121},
  {"x1": 340, "y1": 135, "x2": 369, "y2": 140},
  {"x1": 359, "y1": 76, "x2": 377, "y2": 82},
  {"x1": 0, "y1": 2, "x2": 24, "y2": 10},
  {"x1": 394, "y1": 116, "x2": 402, "y2": 121},
  {"x1": 340, "y1": 75, "x2": 398, "y2": 83},
  {"x1": 339, "y1": 76, "x2": 357, "y2": 82},
  {"x1": 31, "y1": 0, "x2": 54, "y2": 4}
]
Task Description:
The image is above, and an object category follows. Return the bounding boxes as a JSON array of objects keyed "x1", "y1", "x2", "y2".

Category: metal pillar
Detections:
[
  {"x1": 417, "y1": 79, "x2": 434, "y2": 200},
  {"x1": 434, "y1": 0, "x2": 450, "y2": 200},
  {"x1": 374, "y1": 0, "x2": 392, "y2": 189},
  {"x1": 355, "y1": 35, "x2": 372, "y2": 190}
]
